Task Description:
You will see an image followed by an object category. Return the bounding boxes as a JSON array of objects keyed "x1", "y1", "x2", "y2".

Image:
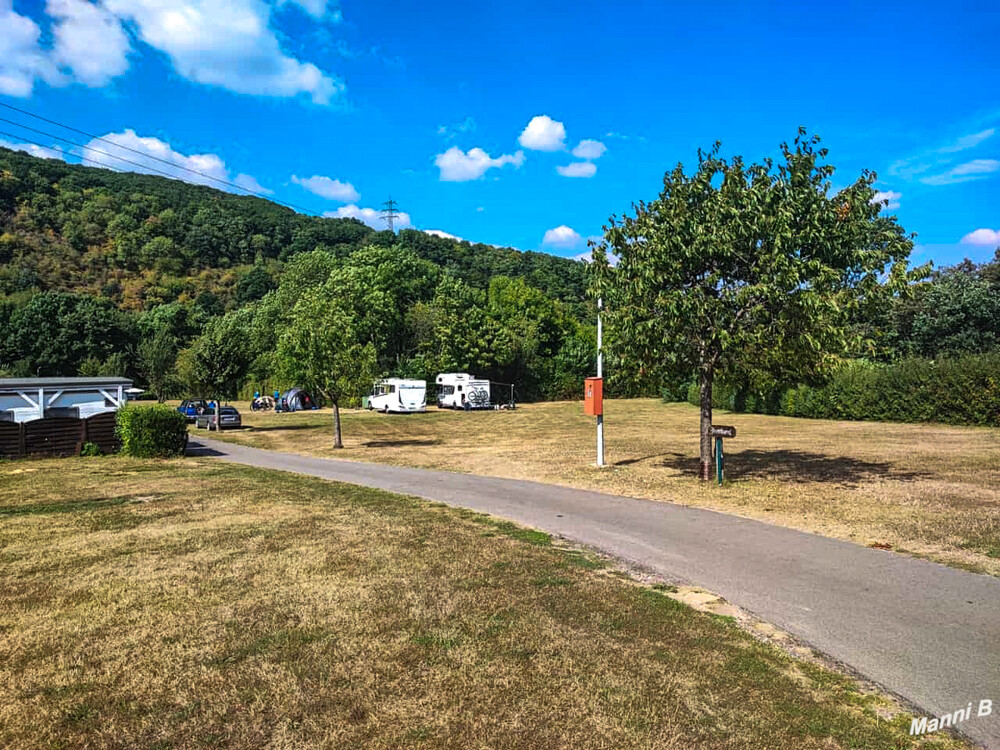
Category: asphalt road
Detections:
[{"x1": 191, "y1": 437, "x2": 1000, "y2": 748}]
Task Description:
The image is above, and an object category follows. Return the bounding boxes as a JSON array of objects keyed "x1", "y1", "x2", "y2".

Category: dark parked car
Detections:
[
  {"x1": 195, "y1": 405, "x2": 242, "y2": 430},
  {"x1": 177, "y1": 399, "x2": 209, "y2": 422}
]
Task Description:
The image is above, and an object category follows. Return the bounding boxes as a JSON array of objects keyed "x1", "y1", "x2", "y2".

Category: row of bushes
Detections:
[{"x1": 666, "y1": 354, "x2": 1000, "y2": 427}]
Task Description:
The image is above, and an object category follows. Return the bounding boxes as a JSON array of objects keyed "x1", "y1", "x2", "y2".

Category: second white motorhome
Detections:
[
  {"x1": 436, "y1": 373, "x2": 491, "y2": 409},
  {"x1": 368, "y1": 379, "x2": 427, "y2": 413}
]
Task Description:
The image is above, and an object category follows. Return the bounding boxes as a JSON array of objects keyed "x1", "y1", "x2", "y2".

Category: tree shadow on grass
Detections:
[
  {"x1": 362, "y1": 439, "x2": 440, "y2": 448},
  {"x1": 245, "y1": 424, "x2": 325, "y2": 433},
  {"x1": 657, "y1": 449, "x2": 932, "y2": 487}
]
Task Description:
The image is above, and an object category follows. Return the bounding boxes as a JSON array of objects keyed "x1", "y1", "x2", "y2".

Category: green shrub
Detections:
[
  {"x1": 747, "y1": 354, "x2": 1000, "y2": 427},
  {"x1": 677, "y1": 354, "x2": 1000, "y2": 427},
  {"x1": 79, "y1": 442, "x2": 103, "y2": 457},
  {"x1": 116, "y1": 404, "x2": 188, "y2": 458}
]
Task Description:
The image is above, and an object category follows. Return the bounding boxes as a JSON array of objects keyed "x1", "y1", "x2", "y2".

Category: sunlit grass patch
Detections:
[{"x1": 0, "y1": 456, "x2": 972, "y2": 749}]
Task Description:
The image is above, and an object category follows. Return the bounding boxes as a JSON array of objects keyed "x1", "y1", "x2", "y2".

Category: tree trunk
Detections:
[
  {"x1": 332, "y1": 401, "x2": 343, "y2": 449},
  {"x1": 699, "y1": 367, "x2": 714, "y2": 481}
]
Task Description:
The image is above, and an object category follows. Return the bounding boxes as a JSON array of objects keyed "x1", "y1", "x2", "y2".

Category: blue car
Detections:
[{"x1": 177, "y1": 399, "x2": 209, "y2": 423}]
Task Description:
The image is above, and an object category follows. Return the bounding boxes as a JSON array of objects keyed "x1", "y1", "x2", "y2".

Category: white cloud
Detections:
[
  {"x1": 234, "y1": 173, "x2": 272, "y2": 194},
  {"x1": 424, "y1": 229, "x2": 461, "y2": 241},
  {"x1": 0, "y1": 0, "x2": 61, "y2": 96},
  {"x1": 920, "y1": 159, "x2": 1000, "y2": 186},
  {"x1": 556, "y1": 161, "x2": 597, "y2": 178},
  {"x1": 939, "y1": 128, "x2": 995, "y2": 153},
  {"x1": 0, "y1": 138, "x2": 65, "y2": 160},
  {"x1": 81, "y1": 129, "x2": 266, "y2": 195},
  {"x1": 961, "y1": 228, "x2": 1000, "y2": 246},
  {"x1": 291, "y1": 174, "x2": 359, "y2": 201},
  {"x1": 571, "y1": 139, "x2": 606, "y2": 160},
  {"x1": 48, "y1": 0, "x2": 130, "y2": 86},
  {"x1": 103, "y1": 0, "x2": 344, "y2": 104},
  {"x1": 437, "y1": 116, "x2": 476, "y2": 139},
  {"x1": 434, "y1": 146, "x2": 525, "y2": 182},
  {"x1": 542, "y1": 225, "x2": 582, "y2": 248},
  {"x1": 518, "y1": 115, "x2": 566, "y2": 151},
  {"x1": 871, "y1": 190, "x2": 901, "y2": 210},
  {"x1": 279, "y1": 0, "x2": 337, "y2": 19},
  {"x1": 325, "y1": 204, "x2": 412, "y2": 230}
]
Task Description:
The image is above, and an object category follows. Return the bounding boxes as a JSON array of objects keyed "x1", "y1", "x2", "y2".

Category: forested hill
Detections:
[{"x1": 0, "y1": 146, "x2": 586, "y2": 310}]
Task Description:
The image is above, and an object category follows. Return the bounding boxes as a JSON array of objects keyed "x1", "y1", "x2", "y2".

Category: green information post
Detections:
[{"x1": 709, "y1": 425, "x2": 736, "y2": 486}]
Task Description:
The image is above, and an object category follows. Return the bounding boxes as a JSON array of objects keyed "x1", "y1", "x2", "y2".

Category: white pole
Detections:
[{"x1": 597, "y1": 298, "x2": 604, "y2": 467}]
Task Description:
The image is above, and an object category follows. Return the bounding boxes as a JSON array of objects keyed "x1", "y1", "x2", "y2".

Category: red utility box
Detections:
[{"x1": 584, "y1": 377, "x2": 603, "y2": 416}]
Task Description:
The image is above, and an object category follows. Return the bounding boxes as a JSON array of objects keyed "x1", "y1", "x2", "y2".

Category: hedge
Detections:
[
  {"x1": 116, "y1": 404, "x2": 189, "y2": 458},
  {"x1": 674, "y1": 354, "x2": 1000, "y2": 427}
]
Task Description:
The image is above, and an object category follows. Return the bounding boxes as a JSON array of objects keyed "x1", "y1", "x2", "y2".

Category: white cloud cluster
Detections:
[
  {"x1": 325, "y1": 204, "x2": 412, "y2": 230},
  {"x1": 424, "y1": 229, "x2": 461, "y2": 240},
  {"x1": 0, "y1": 137, "x2": 64, "y2": 161},
  {"x1": 0, "y1": 0, "x2": 344, "y2": 104},
  {"x1": 557, "y1": 138, "x2": 607, "y2": 179},
  {"x1": 871, "y1": 190, "x2": 901, "y2": 211},
  {"x1": 571, "y1": 139, "x2": 606, "y2": 160},
  {"x1": 542, "y1": 225, "x2": 582, "y2": 248},
  {"x1": 920, "y1": 159, "x2": 1000, "y2": 186},
  {"x1": 961, "y1": 228, "x2": 1000, "y2": 246},
  {"x1": 291, "y1": 174, "x2": 359, "y2": 201},
  {"x1": 0, "y1": 0, "x2": 60, "y2": 97},
  {"x1": 889, "y1": 127, "x2": 998, "y2": 186},
  {"x1": 105, "y1": 0, "x2": 343, "y2": 104},
  {"x1": 556, "y1": 162, "x2": 597, "y2": 178},
  {"x1": 82, "y1": 129, "x2": 270, "y2": 194},
  {"x1": 518, "y1": 115, "x2": 566, "y2": 151},
  {"x1": 435, "y1": 146, "x2": 525, "y2": 182},
  {"x1": 48, "y1": 0, "x2": 131, "y2": 86}
]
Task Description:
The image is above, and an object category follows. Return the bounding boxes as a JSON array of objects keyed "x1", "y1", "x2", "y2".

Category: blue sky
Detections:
[{"x1": 1, "y1": 0, "x2": 998, "y2": 267}]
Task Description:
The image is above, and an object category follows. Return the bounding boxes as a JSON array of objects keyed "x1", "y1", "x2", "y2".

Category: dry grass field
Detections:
[
  {"x1": 204, "y1": 399, "x2": 1000, "y2": 576},
  {"x1": 0, "y1": 456, "x2": 969, "y2": 749}
]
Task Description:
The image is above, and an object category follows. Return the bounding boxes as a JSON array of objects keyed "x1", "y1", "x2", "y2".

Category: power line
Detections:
[
  {"x1": 0, "y1": 130, "x2": 126, "y2": 176},
  {"x1": 0, "y1": 100, "x2": 320, "y2": 216},
  {"x1": 381, "y1": 196, "x2": 400, "y2": 233}
]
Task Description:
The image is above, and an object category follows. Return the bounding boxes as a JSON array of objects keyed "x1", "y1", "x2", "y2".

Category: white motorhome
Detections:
[
  {"x1": 368, "y1": 378, "x2": 427, "y2": 413},
  {"x1": 435, "y1": 373, "x2": 491, "y2": 409}
]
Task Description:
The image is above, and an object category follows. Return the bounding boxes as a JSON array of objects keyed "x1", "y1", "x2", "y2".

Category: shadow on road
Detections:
[
  {"x1": 185, "y1": 440, "x2": 225, "y2": 457},
  {"x1": 656, "y1": 449, "x2": 932, "y2": 486}
]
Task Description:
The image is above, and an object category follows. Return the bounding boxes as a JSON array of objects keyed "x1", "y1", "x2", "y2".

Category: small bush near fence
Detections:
[
  {"x1": 117, "y1": 405, "x2": 188, "y2": 458},
  {"x1": 670, "y1": 354, "x2": 1000, "y2": 427}
]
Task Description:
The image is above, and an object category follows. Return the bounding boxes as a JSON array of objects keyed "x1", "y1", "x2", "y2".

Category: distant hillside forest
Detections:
[
  {"x1": 2, "y1": 145, "x2": 999, "y2": 406},
  {"x1": 0, "y1": 146, "x2": 594, "y2": 400}
]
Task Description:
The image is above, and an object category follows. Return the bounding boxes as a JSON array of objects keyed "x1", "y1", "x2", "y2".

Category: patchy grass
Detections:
[
  {"x1": 202, "y1": 399, "x2": 1000, "y2": 576},
  {"x1": 0, "y1": 457, "x2": 969, "y2": 749}
]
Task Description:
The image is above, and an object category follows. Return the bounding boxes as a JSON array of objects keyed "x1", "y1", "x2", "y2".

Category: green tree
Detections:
[
  {"x1": 138, "y1": 326, "x2": 178, "y2": 402},
  {"x1": 891, "y1": 260, "x2": 1000, "y2": 358},
  {"x1": 188, "y1": 309, "x2": 254, "y2": 425},
  {"x1": 592, "y1": 130, "x2": 918, "y2": 479},
  {"x1": 276, "y1": 287, "x2": 378, "y2": 448},
  {"x1": 4, "y1": 292, "x2": 136, "y2": 376}
]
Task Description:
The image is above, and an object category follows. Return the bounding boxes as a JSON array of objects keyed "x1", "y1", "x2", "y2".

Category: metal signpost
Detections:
[
  {"x1": 709, "y1": 425, "x2": 736, "y2": 485},
  {"x1": 596, "y1": 298, "x2": 604, "y2": 467}
]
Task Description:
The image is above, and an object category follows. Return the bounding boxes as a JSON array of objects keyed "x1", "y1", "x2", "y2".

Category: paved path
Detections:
[{"x1": 191, "y1": 437, "x2": 1000, "y2": 747}]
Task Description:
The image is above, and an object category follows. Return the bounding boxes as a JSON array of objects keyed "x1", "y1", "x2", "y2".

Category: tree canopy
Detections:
[{"x1": 593, "y1": 130, "x2": 920, "y2": 478}]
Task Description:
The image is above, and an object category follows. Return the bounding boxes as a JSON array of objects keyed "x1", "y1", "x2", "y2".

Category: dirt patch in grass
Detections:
[
  {"x1": 201, "y1": 399, "x2": 1000, "y2": 576},
  {"x1": 0, "y1": 457, "x2": 970, "y2": 749}
]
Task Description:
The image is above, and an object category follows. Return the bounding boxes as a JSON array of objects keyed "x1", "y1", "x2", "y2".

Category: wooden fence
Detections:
[{"x1": 0, "y1": 412, "x2": 119, "y2": 459}]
